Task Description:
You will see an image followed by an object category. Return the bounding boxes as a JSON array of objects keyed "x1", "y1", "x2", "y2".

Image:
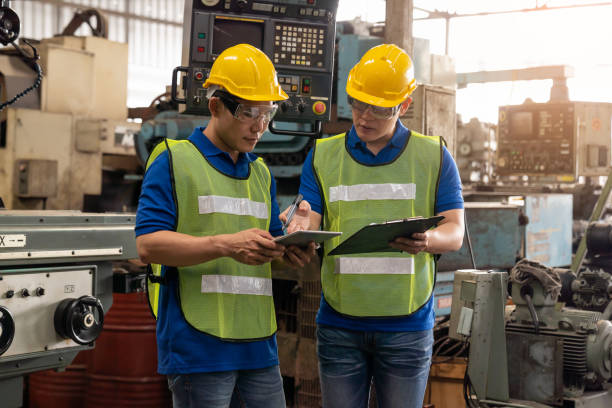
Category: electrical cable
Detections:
[
  {"x1": 464, "y1": 210, "x2": 477, "y2": 269},
  {"x1": 0, "y1": 39, "x2": 42, "y2": 112}
]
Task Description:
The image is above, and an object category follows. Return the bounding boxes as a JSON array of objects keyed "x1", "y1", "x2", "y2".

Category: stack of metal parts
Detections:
[{"x1": 0, "y1": 210, "x2": 136, "y2": 408}]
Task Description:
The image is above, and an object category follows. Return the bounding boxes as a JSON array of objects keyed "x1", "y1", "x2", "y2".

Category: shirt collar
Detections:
[
  {"x1": 347, "y1": 119, "x2": 410, "y2": 151},
  {"x1": 188, "y1": 127, "x2": 256, "y2": 164}
]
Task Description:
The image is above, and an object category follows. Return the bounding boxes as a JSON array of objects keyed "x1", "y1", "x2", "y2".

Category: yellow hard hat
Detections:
[
  {"x1": 203, "y1": 43, "x2": 288, "y2": 101},
  {"x1": 346, "y1": 44, "x2": 417, "y2": 108}
]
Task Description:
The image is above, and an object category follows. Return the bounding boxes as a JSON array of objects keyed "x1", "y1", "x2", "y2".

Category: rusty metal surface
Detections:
[{"x1": 507, "y1": 331, "x2": 564, "y2": 406}]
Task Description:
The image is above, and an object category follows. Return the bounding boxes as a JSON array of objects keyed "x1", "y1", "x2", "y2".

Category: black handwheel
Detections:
[
  {"x1": 0, "y1": 305, "x2": 15, "y2": 355},
  {"x1": 54, "y1": 296, "x2": 104, "y2": 345}
]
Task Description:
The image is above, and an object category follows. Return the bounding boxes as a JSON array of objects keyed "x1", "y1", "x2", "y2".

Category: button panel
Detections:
[{"x1": 273, "y1": 23, "x2": 326, "y2": 68}]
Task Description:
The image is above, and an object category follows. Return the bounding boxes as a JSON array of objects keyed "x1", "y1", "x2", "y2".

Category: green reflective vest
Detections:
[
  {"x1": 146, "y1": 138, "x2": 276, "y2": 340},
  {"x1": 313, "y1": 131, "x2": 442, "y2": 317}
]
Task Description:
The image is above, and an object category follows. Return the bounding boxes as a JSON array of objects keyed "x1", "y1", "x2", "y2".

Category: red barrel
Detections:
[
  {"x1": 28, "y1": 350, "x2": 92, "y2": 408},
  {"x1": 85, "y1": 292, "x2": 171, "y2": 407}
]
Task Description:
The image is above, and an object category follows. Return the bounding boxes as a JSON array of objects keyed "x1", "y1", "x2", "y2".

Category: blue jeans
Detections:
[
  {"x1": 317, "y1": 325, "x2": 433, "y2": 408},
  {"x1": 167, "y1": 365, "x2": 286, "y2": 408}
]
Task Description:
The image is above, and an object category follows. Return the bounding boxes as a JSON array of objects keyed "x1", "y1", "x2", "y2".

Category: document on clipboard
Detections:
[{"x1": 327, "y1": 216, "x2": 445, "y2": 256}]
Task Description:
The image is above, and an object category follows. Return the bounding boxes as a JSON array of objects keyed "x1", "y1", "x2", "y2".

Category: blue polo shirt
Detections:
[
  {"x1": 299, "y1": 121, "x2": 464, "y2": 332},
  {"x1": 135, "y1": 127, "x2": 284, "y2": 375}
]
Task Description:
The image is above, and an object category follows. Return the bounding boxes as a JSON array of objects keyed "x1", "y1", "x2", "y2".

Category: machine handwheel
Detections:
[
  {"x1": 54, "y1": 296, "x2": 104, "y2": 345},
  {"x1": 0, "y1": 305, "x2": 15, "y2": 355}
]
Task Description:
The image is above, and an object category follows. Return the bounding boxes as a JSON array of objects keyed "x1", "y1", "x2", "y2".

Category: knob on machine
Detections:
[
  {"x1": 54, "y1": 296, "x2": 104, "y2": 345},
  {"x1": 0, "y1": 305, "x2": 15, "y2": 355}
]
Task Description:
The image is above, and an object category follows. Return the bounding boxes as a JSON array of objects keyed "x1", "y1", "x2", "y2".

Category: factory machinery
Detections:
[
  {"x1": 0, "y1": 211, "x2": 137, "y2": 408},
  {"x1": 1, "y1": 1, "x2": 611, "y2": 407},
  {"x1": 447, "y1": 264, "x2": 612, "y2": 408}
]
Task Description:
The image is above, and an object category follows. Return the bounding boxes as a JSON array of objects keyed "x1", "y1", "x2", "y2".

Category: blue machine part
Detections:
[
  {"x1": 335, "y1": 33, "x2": 433, "y2": 120},
  {"x1": 134, "y1": 111, "x2": 208, "y2": 165},
  {"x1": 134, "y1": 111, "x2": 312, "y2": 173},
  {"x1": 434, "y1": 271, "x2": 455, "y2": 316},
  {"x1": 461, "y1": 193, "x2": 573, "y2": 268},
  {"x1": 522, "y1": 194, "x2": 572, "y2": 267},
  {"x1": 438, "y1": 202, "x2": 522, "y2": 272},
  {"x1": 336, "y1": 34, "x2": 383, "y2": 120}
]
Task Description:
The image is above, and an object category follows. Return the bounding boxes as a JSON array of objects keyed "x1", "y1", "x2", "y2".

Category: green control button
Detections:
[
  {"x1": 303, "y1": 78, "x2": 310, "y2": 85},
  {"x1": 198, "y1": 33, "x2": 206, "y2": 39}
]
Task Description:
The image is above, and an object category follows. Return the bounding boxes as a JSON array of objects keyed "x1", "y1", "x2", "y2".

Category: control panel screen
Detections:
[
  {"x1": 509, "y1": 111, "x2": 533, "y2": 139},
  {"x1": 212, "y1": 17, "x2": 264, "y2": 55}
]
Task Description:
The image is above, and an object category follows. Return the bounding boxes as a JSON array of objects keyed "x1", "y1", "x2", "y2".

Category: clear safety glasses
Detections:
[
  {"x1": 214, "y1": 91, "x2": 278, "y2": 124},
  {"x1": 347, "y1": 95, "x2": 401, "y2": 120}
]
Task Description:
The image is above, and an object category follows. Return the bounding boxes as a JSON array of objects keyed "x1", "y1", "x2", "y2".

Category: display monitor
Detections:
[
  {"x1": 509, "y1": 111, "x2": 533, "y2": 138},
  {"x1": 212, "y1": 17, "x2": 264, "y2": 55}
]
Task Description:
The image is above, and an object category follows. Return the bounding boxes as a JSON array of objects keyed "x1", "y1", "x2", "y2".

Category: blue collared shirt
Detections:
[
  {"x1": 136, "y1": 127, "x2": 282, "y2": 374},
  {"x1": 299, "y1": 121, "x2": 463, "y2": 332}
]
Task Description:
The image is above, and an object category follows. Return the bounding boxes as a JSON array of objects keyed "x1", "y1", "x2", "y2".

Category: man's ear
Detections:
[
  {"x1": 399, "y1": 97, "x2": 412, "y2": 116},
  {"x1": 209, "y1": 97, "x2": 221, "y2": 117}
]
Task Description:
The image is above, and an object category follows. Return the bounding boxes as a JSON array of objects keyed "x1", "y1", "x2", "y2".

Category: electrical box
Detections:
[
  {"x1": 497, "y1": 101, "x2": 612, "y2": 180},
  {"x1": 401, "y1": 84, "x2": 457, "y2": 157},
  {"x1": 41, "y1": 36, "x2": 129, "y2": 120},
  {"x1": 13, "y1": 159, "x2": 58, "y2": 198},
  {"x1": 448, "y1": 269, "x2": 509, "y2": 402}
]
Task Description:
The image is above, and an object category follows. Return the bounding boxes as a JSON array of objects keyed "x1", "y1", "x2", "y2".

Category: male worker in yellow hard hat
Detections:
[
  {"x1": 283, "y1": 44, "x2": 465, "y2": 407},
  {"x1": 136, "y1": 43, "x2": 315, "y2": 408}
]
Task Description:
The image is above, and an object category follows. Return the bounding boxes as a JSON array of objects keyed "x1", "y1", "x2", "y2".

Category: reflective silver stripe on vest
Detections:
[
  {"x1": 198, "y1": 195, "x2": 268, "y2": 219},
  {"x1": 201, "y1": 275, "x2": 273, "y2": 296},
  {"x1": 334, "y1": 257, "x2": 414, "y2": 274},
  {"x1": 328, "y1": 183, "x2": 416, "y2": 202}
]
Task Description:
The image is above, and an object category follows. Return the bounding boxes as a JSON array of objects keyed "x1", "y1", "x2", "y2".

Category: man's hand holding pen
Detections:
[
  {"x1": 279, "y1": 194, "x2": 316, "y2": 268},
  {"x1": 280, "y1": 194, "x2": 312, "y2": 234}
]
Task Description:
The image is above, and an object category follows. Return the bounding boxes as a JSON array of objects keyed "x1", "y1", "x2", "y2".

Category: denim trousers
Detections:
[
  {"x1": 317, "y1": 325, "x2": 434, "y2": 408},
  {"x1": 167, "y1": 365, "x2": 286, "y2": 408}
]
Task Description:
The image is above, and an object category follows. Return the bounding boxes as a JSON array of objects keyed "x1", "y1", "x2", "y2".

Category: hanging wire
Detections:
[
  {"x1": 0, "y1": 39, "x2": 43, "y2": 112},
  {"x1": 464, "y1": 210, "x2": 477, "y2": 269}
]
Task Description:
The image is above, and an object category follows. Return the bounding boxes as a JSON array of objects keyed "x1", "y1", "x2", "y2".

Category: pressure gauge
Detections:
[{"x1": 201, "y1": 0, "x2": 221, "y2": 6}]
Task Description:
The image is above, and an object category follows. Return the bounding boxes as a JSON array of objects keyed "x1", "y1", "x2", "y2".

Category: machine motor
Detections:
[{"x1": 507, "y1": 279, "x2": 612, "y2": 404}]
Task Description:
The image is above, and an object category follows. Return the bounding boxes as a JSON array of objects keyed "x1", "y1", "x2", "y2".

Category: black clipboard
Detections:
[
  {"x1": 327, "y1": 216, "x2": 444, "y2": 256},
  {"x1": 274, "y1": 230, "x2": 341, "y2": 247}
]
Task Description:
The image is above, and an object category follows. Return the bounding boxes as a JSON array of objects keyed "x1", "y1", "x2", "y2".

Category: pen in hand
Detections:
[{"x1": 282, "y1": 193, "x2": 303, "y2": 234}]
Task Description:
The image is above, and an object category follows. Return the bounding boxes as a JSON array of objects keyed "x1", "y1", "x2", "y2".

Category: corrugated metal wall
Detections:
[{"x1": 10, "y1": 0, "x2": 184, "y2": 107}]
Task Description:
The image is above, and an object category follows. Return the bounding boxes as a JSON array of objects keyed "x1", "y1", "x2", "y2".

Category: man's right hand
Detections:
[{"x1": 221, "y1": 228, "x2": 285, "y2": 265}]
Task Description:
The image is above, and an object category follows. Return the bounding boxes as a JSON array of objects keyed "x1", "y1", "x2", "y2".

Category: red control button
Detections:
[
  {"x1": 313, "y1": 101, "x2": 326, "y2": 115},
  {"x1": 195, "y1": 71, "x2": 204, "y2": 81},
  {"x1": 302, "y1": 85, "x2": 310, "y2": 93},
  {"x1": 197, "y1": 46, "x2": 205, "y2": 53}
]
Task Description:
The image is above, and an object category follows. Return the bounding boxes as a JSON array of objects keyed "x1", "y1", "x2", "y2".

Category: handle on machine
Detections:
[
  {"x1": 171, "y1": 66, "x2": 190, "y2": 104},
  {"x1": 268, "y1": 120, "x2": 323, "y2": 138}
]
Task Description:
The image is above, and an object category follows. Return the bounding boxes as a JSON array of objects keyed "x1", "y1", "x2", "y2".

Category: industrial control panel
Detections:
[
  {"x1": 175, "y1": 0, "x2": 338, "y2": 125},
  {"x1": 497, "y1": 101, "x2": 612, "y2": 180}
]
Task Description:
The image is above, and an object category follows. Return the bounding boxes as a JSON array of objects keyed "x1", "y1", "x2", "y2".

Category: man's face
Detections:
[
  {"x1": 350, "y1": 97, "x2": 412, "y2": 146},
  {"x1": 213, "y1": 95, "x2": 277, "y2": 154}
]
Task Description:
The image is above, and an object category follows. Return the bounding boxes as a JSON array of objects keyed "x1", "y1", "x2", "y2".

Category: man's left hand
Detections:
[
  {"x1": 282, "y1": 241, "x2": 317, "y2": 268},
  {"x1": 389, "y1": 232, "x2": 429, "y2": 254}
]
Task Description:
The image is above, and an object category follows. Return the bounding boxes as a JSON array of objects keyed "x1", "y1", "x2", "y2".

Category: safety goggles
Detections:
[
  {"x1": 214, "y1": 91, "x2": 278, "y2": 124},
  {"x1": 347, "y1": 95, "x2": 401, "y2": 120}
]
